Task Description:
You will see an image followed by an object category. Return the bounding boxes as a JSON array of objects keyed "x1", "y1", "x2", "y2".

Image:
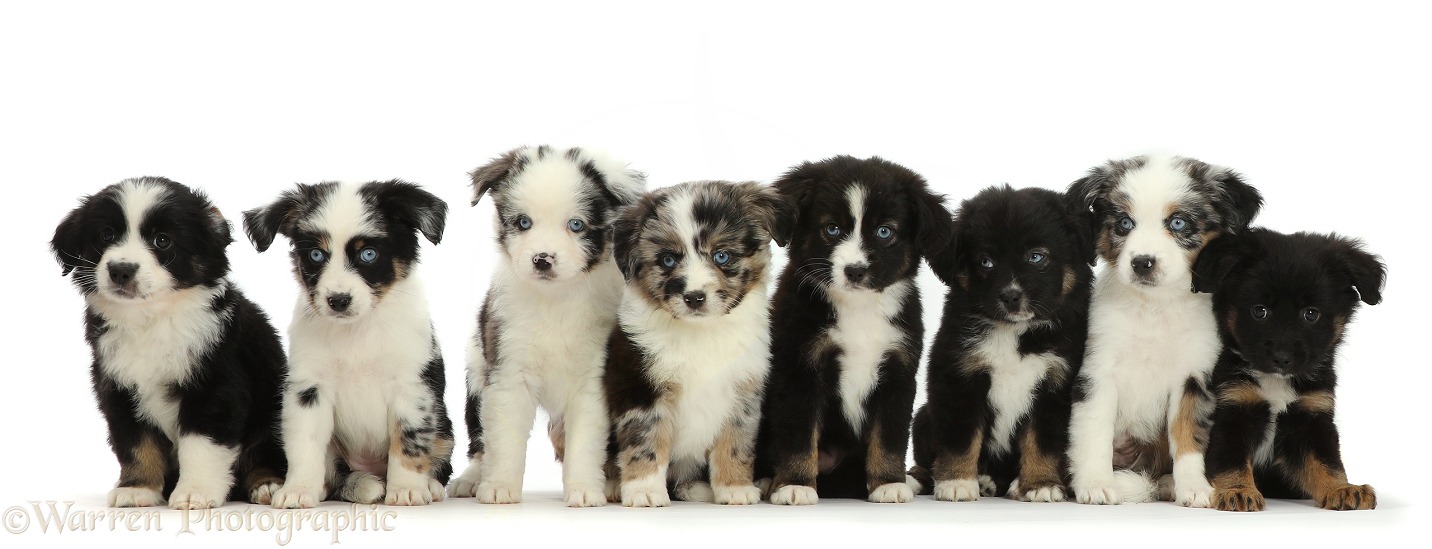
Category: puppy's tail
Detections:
[{"x1": 1112, "y1": 470, "x2": 1158, "y2": 504}]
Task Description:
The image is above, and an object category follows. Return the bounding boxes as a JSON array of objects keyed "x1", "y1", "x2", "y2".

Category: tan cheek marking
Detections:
[{"x1": 1060, "y1": 265, "x2": 1076, "y2": 298}]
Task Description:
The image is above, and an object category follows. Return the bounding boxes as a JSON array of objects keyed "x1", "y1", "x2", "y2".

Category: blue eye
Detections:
[
  {"x1": 875, "y1": 226, "x2": 893, "y2": 239},
  {"x1": 660, "y1": 254, "x2": 678, "y2": 269},
  {"x1": 1168, "y1": 216, "x2": 1188, "y2": 232},
  {"x1": 825, "y1": 224, "x2": 842, "y2": 237},
  {"x1": 713, "y1": 251, "x2": 731, "y2": 265},
  {"x1": 358, "y1": 247, "x2": 378, "y2": 264},
  {"x1": 1028, "y1": 251, "x2": 1046, "y2": 264},
  {"x1": 568, "y1": 219, "x2": 585, "y2": 232},
  {"x1": 980, "y1": 257, "x2": 994, "y2": 269},
  {"x1": 308, "y1": 249, "x2": 327, "y2": 263},
  {"x1": 1119, "y1": 217, "x2": 1135, "y2": 232},
  {"x1": 517, "y1": 215, "x2": 533, "y2": 230}
]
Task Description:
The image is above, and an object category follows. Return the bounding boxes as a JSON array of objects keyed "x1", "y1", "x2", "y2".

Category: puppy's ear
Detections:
[
  {"x1": 373, "y1": 180, "x2": 449, "y2": 245},
  {"x1": 469, "y1": 147, "x2": 526, "y2": 206},
  {"x1": 1210, "y1": 167, "x2": 1264, "y2": 233},
  {"x1": 1061, "y1": 185, "x2": 1098, "y2": 266},
  {"x1": 611, "y1": 197, "x2": 654, "y2": 279},
  {"x1": 208, "y1": 207, "x2": 234, "y2": 246},
  {"x1": 743, "y1": 183, "x2": 796, "y2": 248},
  {"x1": 772, "y1": 161, "x2": 821, "y2": 232},
  {"x1": 242, "y1": 188, "x2": 305, "y2": 253},
  {"x1": 912, "y1": 185, "x2": 955, "y2": 257},
  {"x1": 1066, "y1": 167, "x2": 1113, "y2": 217},
  {"x1": 1329, "y1": 236, "x2": 1386, "y2": 306},
  {"x1": 1191, "y1": 232, "x2": 1252, "y2": 294},
  {"x1": 923, "y1": 201, "x2": 967, "y2": 287},
  {"x1": 574, "y1": 149, "x2": 647, "y2": 208},
  {"x1": 50, "y1": 197, "x2": 90, "y2": 276}
]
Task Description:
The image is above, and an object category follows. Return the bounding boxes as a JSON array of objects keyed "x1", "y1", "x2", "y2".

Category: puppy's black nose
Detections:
[
  {"x1": 844, "y1": 264, "x2": 870, "y2": 283},
  {"x1": 683, "y1": 291, "x2": 707, "y2": 308},
  {"x1": 108, "y1": 262, "x2": 139, "y2": 286},
  {"x1": 327, "y1": 293, "x2": 352, "y2": 312},
  {"x1": 1271, "y1": 350, "x2": 1294, "y2": 368},
  {"x1": 998, "y1": 288, "x2": 1023, "y2": 309},
  {"x1": 1132, "y1": 255, "x2": 1157, "y2": 277},
  {"x1": 533, "y1": 253, "x2": 554, "y2": 272}
]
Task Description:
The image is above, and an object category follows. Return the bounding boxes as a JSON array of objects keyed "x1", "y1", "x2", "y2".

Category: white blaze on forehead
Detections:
[
  {"x1": 507, "y1": 157, "x2": 587, "y2": 228},
  {"x1": 307, "y1": 182, "x2": 384, "y2": 250},
  {"x1": 831, "y1": 184, "x2": 868, "y2": 277},
  {"x1": 665, "y1": 187, "x2": 717, "y2": 290},
  {"x1": 117, "y1": 179, "x2": 170, "y2": 244}
]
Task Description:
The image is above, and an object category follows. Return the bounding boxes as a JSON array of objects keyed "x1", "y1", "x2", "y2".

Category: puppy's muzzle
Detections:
[
  {"x1": 682, "y1": 290, "x2": 707, "y2": 311},
  {"x1": 107, "y1": 261, "x2": 140, "y2": 295},
  {"x1": 326, "y1": 292, "x2": 352, "y2": 314},
  {"x1": 1131, "y1": 255, "x2": 1158, "y2": 283},
  {"x1": 532, "y1": 252, "x2": 556, "y2": 275},
  {"x1": 843, "y1": 263, "x2": 870, "y2": 287}
]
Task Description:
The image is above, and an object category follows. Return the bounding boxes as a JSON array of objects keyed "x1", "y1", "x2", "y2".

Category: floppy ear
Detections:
[
  {"x1": 923, "y1": 200, "x2": 967, "y2": 287},
  {"x1": 374, "y1": 180, "x2": 448, "y2": 245},
  {"x1": 912, "y1": 186, "x2": 955, "y2": 258},
  {"x1": 208, "y1": 207, "x2": 234, "y2": 247},
  {"x1": 469, "y1": 147, "x2": 526, "y2": 206},
  {"x1": 772, "y1": 161, "x2": 821, "y2": 232},
  {"x1": 743, "y1": 184, "x2": 796, "y2": 248},
  {"x1": 50, "y1": 199, "x2": 90, "y2": 276},
  {"x1": 1329, "y1": 236, "x2": 1386, "y2": 306},
  {"x1": 1191, "y1": 232, "x2": 1251, "y2": 294},
  {"x1": 242, "y1": 189, "x2": 305, "y2": 253},
  {"x1": 1061, "y1": 185, "x2": 1098, "y2": 266},
  {"x1": 1211, "y1": 168, "x2": 1264, "y2": 233},
  {"x1": 578, "y1": 153, "x2": 647, "y2": 208},
  {"x1": 611, "y1": 197, "x2": 653, "y2": 279},
  {"x1": 1066, "y1": 169, "x2": 1112, "y2": 217}
]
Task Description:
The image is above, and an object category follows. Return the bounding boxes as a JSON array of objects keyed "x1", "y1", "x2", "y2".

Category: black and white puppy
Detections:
[
  {"x1": 757, "y1": 156, "x2": 953, "y2": 504},
  {"x1": 244, "y1": 180, "x2": 454, "y2": 508},
  {"x1": 450, "y1": 145, "x2": 646, "y2": 507},
  {"x1": 910, "y1": 185, "x2": 1094, "y2": 503},
  {"x1": 51, "y1": 177, "x2": 287, "y2": 509},
  {"x1": 1194, "y1": 229, "x2": 1384, "y2": 511},
  {"x1": 1065, "y1": 156, "x2": 1263, "y2": 506},
  {"x1": 604, "y1": 180, "x2": 793, "y2": 507}
]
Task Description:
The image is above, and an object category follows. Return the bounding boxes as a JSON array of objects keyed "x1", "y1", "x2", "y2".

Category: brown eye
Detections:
[
  {"x1": 100, "y1": 227, "x2": 116, "y2": 242},
  {"x1": 152, "y1": 233, "x2": 172, "y2": 250},
  {"x1": 1303, "y1": 307, "x2": 1321, "y2": 323},
  {"x1": 1251, "y1": 305, "x2": 1269, "y2": 320}
]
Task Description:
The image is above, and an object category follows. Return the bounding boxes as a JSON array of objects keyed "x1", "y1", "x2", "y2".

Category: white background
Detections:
[{"x1": 1, "y1": 1, "x2": 1427, "y2": 547}]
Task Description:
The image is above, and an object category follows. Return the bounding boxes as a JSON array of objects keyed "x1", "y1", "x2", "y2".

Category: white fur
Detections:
[
  {"x1": 97, "y1": 181, "x2": 177, "y2": 300},
  {"x1": 826, "y1": 280, "x2": 910, "y2": 431},
  {"x1": 1068, "y1": 157, "x2": 1224, "y2": 506},
  {"x1": 1252, "y1": 371, "x2": 1298, "y2": 467},
  {"x1": 304, "y1": 182, "x2": 384, "y2": 319},
  {"x1": 868, "y1": 482, "x2": 914, "y2": 503},
  {"x1": 770, "y1": 485, "x2": 819, "y2": 506},
  {"x1": 972, "y1": 320, "x2": 1068, "y2": 456},
  {"x1": 169, "y1": 435, "x2": 239, "y2": 510},
  {"x1": 108, "y1": 487, "x2": 164, "y2": 508},
  {"x1": 830, "y1": 185, "x2": 869, "y2": 288},
  {"x1": 934, "y1": 479, "x2": 981, "y2": 502}
]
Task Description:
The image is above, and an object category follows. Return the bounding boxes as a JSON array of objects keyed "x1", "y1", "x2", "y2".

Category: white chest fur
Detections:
[
  {"x1": 89, "y1": 284, "x2": 229, "y2": 438},
  {"x1": 1251, "y1": 371, "x2": 1298, "y2": 466},
  {"x1": 825, "y1": 280, "x2": 910, "y2": 432},
  {"x1": 623, "y1": 286, "x2": 773, "y2": 463},
  {"x1": 971, "y1": 321, "x2": 1067, "y2": 456}
]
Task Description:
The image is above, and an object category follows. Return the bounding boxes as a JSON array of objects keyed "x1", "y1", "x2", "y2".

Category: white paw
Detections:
[
  {"x1": 427, "y1": 478, "x2": 446, "y2": 503},
  {"x1": 249, "y1": 481, "x2": 282, "y2": 505},
  {"x1": 108, "y1": 487, "x2": 164, "y2": 508},
  {"x1": 605, "y1": 478, "x2": 622, "y2": 503},
  {"x1": 868, "y1": 482, "x2": 914, "y2": 503},
  {"x1": 385, "y1": 478, "x2": 436, "y2": 506},
  {"x1": 168, "y1": 484, "x2": 225, "y2": 510},
  {"x1": 271, "y1": 484, "x2": 323, "y2": 509},
  {"x1": 1175, "y1": 479, "x2": 1214, "y2": 508},
  {"x1": 564, "y1": 485, "x2": 607, "y2": 508},
  {"x1": 754, "y1": 477, "x2": 773, "y2": 498},
  {"x1": 475, "y1": 481, "x2": 522, "y2": 504},
  {"x1": 448, "y1": 470, "x2": 480, "y2": 498},
  {"x1": 1023, "y1": 485, "x2": 1067, "y2": 503},
  {"x1": 769, "y1": 485, "x2": 818, "y2": 506},
  {"x1": 905, "y1": 474, "x2": 922, "y2": 495},
  {"x1": 934, "y1": 479, "x2": 981, "y2": 502},
  {"x1": 978, "y1": 474, "x2": 998, "y2": 497},
  {"x1": 1073, "y1": 479, "x2": 1122, "y2": 505},
  {"x1": 675, "y1": 481, "x2": 715, "y2": 502},
  {"x1": 715, "y1": 484, "x2": 761, "y2": 505},
  {"x1": 621, "y1": 486, "x2": 670, "y2": 508}
]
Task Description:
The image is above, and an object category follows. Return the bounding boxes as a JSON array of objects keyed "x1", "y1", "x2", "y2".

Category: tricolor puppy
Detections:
[
  {"x1": 244, "y1": 180, "x2": 454, "y2": 508},
  {"x1": 909, "y1": 185, "x2": 1094, "y2": 503},
  {"x1": 604, "y1": 180, "x2": 793, "y2": 507},
  {"x1": 757, "y1": 156, "x2": 953, "y2": 504},
  {"x1": 1194, "y1": 229, "x2": 1384, "y2": 511},
  {"x1": 1065, "y1": 155, "x2": 1263, "y2": 506},
  {"x1": 449, "y1": 145, "x2": 645, "y2": 507},
  {"x1": 51, "y1": 177, "x2": 287, "y2": 509}
]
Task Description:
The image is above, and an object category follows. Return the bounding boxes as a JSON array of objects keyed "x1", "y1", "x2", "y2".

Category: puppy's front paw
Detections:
[
  {"x1": 1318, "y1": 484, "x2": 1376, "y2": 511},
  {"x1": 977, "y1": 474, "x2": 998, "y2": 497},
  {"x1": 1073, "y1": 479, "x2": 1122, "y2": 505},
  {"x1": 769, "y1": 485, "x2": 818, "y2": 506},
  {"x1": 868, "y1": 482, "x2": 914, "y2": 503},
  {"x1": 1213, "y1": 486, "x2": 1265, "y2": 512},
  {"x1": 715, "y1": 484, "x2": 761, "y2": 505},
  {"x1": 564, "y1": 484, "x2": 608, "y2": 508},
  {"x1": 1017, "y1": 479, "x2": 1067, "y2": 503},
  {"x1": 1175, "y1": 478, "x2": 1213, "y2": 508},
  {"x1": 271, "y1": 484, "x2": 323, "y2": 509},
  {"x1": 108, "y1": 487, "x2": 164, "y2": 508},
  {"x1": 475, "y1": 481, "x2": 521, "y2": 505},
  {"x1": 621, "y1": 487, "x2": 670, "y2": 508},
  {"x1": 385, "y1": 478, "x2": 436, "y2": 506},
  {"x1": 933, "y1": 479, "x2": 980, "y2": 502},
  {"x1": 169, "y1": 481, "x2": 227, "y2": 510},
  {"x1": 249, "y1": 480, "x2": 282, "y2": 505}
]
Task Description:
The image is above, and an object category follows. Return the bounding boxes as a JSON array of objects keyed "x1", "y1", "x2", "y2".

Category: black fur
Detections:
[{"x1": 911, "y1": 185, "x2": 1094, "y2": 499}]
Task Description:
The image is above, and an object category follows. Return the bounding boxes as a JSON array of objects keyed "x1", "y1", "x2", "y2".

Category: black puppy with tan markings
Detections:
[{"x1": 1193, "y1": 228, "x2": 1384, "y2": 511}]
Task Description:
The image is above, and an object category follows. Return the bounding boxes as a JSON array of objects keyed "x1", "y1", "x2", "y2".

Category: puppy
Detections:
[
  {"x1": 243, "y1": 180, "x2": 454, "y2": 508},
  {"x1": 604, "y1": 180, "x2": 792, "y2": 507},
  {"x1": 449, "y1": 145, "x2": 646, "y2": 507},
  {"x1": 757, "y1": 156, "x2": 953, "y2": 504},
  {"x1": 1193, "y1": 229, "x2": 1384, "y2": 511},
  {"x1": 51, "y1": 177, "x2": 287, "y2": 509},
  {"x1": 909, "y1": 185, "x2": 1094, "y2": 503},
  {"x1": 1065, "y1": 155, "x2": 1263, "y2": 506}
]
